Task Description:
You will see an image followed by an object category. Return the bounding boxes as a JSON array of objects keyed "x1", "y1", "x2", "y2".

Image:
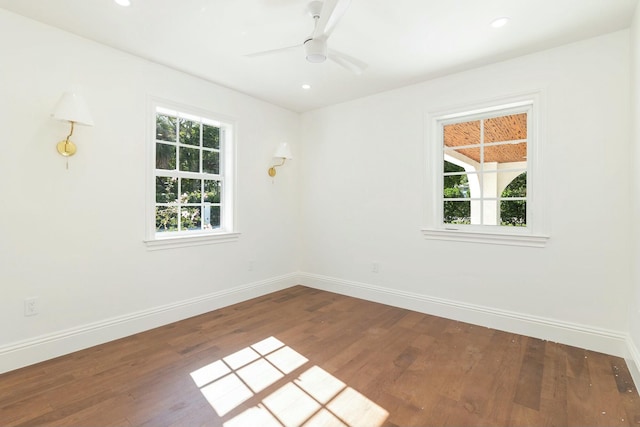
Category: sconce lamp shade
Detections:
[
  {"x1": 273, "y1": 143, "x2": 293, "y2": 160},
  {"x1": 52, "y1": 92, "x2": 94, "y2": 163},
  {"x1": 53, "y1": 92, "x2": 94, "y2": 126}
]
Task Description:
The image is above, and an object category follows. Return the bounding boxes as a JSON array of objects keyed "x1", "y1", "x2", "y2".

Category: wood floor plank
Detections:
[
  {"x1": 14, "y1": 389, "x2": 117, "y2": 426},
  {"x1": 1, "y1": 285, "x2": 639, "y2": 427},
  {"x1": 585, "y1": 351, "x2": 636, "y2": 426},
  {"x1": 459, "y1": 330, "x2": 524, "y2": 426},
  {"x1": 538, "y1": 342, "x2": 568, "y2": 426},
  {"x1": 509, "y1": 402, "x2": 545, "y2": 426},
  {"x1": 47, "y1": 395, "x2": 135, "y2": 427},
  {"x1": 513, "y1": 337, "x2": 546, "y2": 410}
]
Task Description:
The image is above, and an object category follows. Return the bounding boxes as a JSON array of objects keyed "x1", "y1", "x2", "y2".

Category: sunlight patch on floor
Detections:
[
  {"x1": 263, "y1": 382, "x2": 323, "y2": 425},
  {"x1": 190, "y1": 336, "x2": 389, "y2": 426},
  {"x1": 237, "y1": 358, "x2": 284, "y2": 393},
  {"x1": 200, "y1": 371, "x2": 253, "y2": 416}
]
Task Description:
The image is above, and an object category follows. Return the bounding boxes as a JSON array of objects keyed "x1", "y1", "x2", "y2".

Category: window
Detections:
[
  {"x1": 423, "y1": 93, "x2": 548, "y2": 247},
  {"x1": 146, "y1": 101, "x2": 238, "y2": 249}
]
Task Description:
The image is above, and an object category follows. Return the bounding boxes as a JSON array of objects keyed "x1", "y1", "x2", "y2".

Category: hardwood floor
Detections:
[{"x1": 2, "y1": 285, "x2": 639, "y2": 426}]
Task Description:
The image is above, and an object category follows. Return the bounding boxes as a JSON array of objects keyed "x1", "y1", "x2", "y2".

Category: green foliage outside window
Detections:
[
  {"x1": 155, "y1": 177, "x2": 221, "y2": 232},
  {"x1": 154, "y1": 113, "x2": 222, "y2": 233},
  {"x1": 500, "y1": 172, "x2": 526, "y2": 226},
  {"x1": 443, "y1": 161, "x2": 471, "y2": 224},
  {"x1": 443, "y1": 162, "x2": 526, "y2": 226}
]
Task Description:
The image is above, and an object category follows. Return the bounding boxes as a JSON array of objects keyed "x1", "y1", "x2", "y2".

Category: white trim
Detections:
[
  {"x1": 424, "y1": 90, "x2": 548, "y2": 244},
  {"x1": 145, "y1": 231, "x2": 241, "y2": 250},
  {"x1": 435, "y1": 99, "x2": 536, "y2": 122},
  {"x1": 4, "y1": 271, "x2": 636, "y2": 381},
  {"x1": 626, "y1": 337, "x2": 640, "y2": 390},
  {"x1": 299, "y1": 272, "x2": 628, "y2": 357},
  {"x1": 0, "y1": 273, "x2": 297, "y2": 374},
  {"x1": 145, "y1": 96, "x2": 238, "y2": 244},
  {"x1": 421, "y1": 228, "x2": 549, "y2": 247}
]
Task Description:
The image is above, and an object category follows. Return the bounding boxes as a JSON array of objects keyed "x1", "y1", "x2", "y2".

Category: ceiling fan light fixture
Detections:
[
  {"x1": 490, "y1": 17, "x2": 510, "y2": 28},
  {"x1": 304, "y1": 39, "x2": 327, "y2": 63}
]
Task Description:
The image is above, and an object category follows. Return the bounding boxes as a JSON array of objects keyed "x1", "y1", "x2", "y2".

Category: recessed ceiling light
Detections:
[
  {"x1": 114, "y1": 0, "x2": 131, "y2": 6},
  {"x1": 490, "y1": 17, "x2": 510, "y2": 28},
  {"x1": 302, "y1": 84, "x2": 311, "y2": 90}
]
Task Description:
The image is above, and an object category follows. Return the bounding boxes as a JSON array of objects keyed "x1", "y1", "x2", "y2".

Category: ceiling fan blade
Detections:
[
  {"x1": 328, "y1": 49, "x2": 367, "y2": 75},
  {"x1": 312, "y1": 0, "x2": 351, "y2": 40},
  {"x1": 245, "y1": 44, "x2": 300, "y2": 58}
]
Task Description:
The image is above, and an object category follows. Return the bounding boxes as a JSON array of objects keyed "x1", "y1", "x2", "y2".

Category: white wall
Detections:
[
  {"x1": 1, "y1": 6, "x2": 636, "y2": 374},
  {"x1": 300, "y1": 30, "x2": 632, "y2": 355},
  {"x1": 629, "y1": 3, "x2": 640, "y2": 382},
  {"x1": 0, "y1": 10, "x2": 300, "y2": 373}
]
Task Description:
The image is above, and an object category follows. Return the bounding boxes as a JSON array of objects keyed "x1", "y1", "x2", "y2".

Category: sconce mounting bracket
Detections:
[{"x1": 56, "y1": 140, "x2": 77, "y2": 157}]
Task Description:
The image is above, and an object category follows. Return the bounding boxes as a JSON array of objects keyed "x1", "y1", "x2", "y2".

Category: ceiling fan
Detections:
[{"x1": 246, "y1": 0, "x2": 367, "y2": 75}]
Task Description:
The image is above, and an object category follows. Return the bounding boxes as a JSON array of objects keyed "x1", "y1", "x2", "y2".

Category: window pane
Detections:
[
  {"x1": 482, "y1": 200, "x2": 500, "y2": 225},
  {"x1": 439, "y1": 106, "x2": 530, "y2": 231},
  {"x1": 181, "y1": 207, "x2": 202, "y2": 230},
  {"x1": 152, "y1": 106, "x2": 231, "y2": 238},
  {"x1": 156, "y1": 115, "x2": 176, "y2": 142},
  {"x1": 443, "y1": 174, "x2": 473, "y2": 199},
  {"x1": 500, "y1": 200, "x2": 527, "y2": 226},
  {"x1": 156, "y1": 143, "x2": 176, "y2": 170},
  {"x1": 444, "y1": 120, "x2": 480, "y2": 148},
  {"x1": 156, "y1": 206, "x2": 178, "y2": 232},
  {"x1": 501, "y1": 172, "x2": 527, "y2": 198},
  {"x1": 179, "y1": 147, "x2": 200, "y2": 172},
  {"x1": 484, "y1": 113, "x2": 527, "y2": 143},
  {"x1": 449, "y1": 147, "x2": 480, "y2": 165},
  {"x1": 179, "y1": 119, "x2": 200, "y2": 146},
  {"x1": 209, "y1": 206, "x2": 220, "y2": 228},
  {"x1": 203, "y1": 204, "x2": 220, "y2": 229},
  {"x1": 484, "y1": 142, "x2": 527, "y2": 164},
  {"x1": 203, "y1": 124, "x2": 220, "y2": 149},
  {"x1": 443, "y1": 201, "x2": 470, "y2": 224},
  {"x1": 203, "y1": 151, "x2": 220, "y2": 174},
  {"x1": 156, "y1": 176, "x2": 178, "y2": 203},
  {"x1": 204, "y1": 180, "x2": 221, "y2": 203},
  {"x1": 181, "y1": 178, "x2": 202, "y2": 203},
  {"x1": 444, "y1": 160, "x2": 465, "y2": 173}
]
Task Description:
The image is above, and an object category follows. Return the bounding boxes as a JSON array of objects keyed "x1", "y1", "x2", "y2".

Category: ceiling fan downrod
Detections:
[{"x1": 305, "y1": 1, "x2": 327, "y2": 63}]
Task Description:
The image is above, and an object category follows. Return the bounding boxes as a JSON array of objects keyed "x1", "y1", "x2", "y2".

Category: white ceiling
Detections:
[{"x1": 1, "y1": 0, "x2": 637, "y2": 112}]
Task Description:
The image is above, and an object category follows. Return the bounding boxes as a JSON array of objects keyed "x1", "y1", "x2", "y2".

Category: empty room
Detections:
[{"x1": 2, "y1": 0, "x2": 640, "y2": 425}]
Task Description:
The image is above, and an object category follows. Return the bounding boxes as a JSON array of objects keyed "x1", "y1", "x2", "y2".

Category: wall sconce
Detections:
[
  {"x1": 52, "y1": 92, "x2": 94, "y2": 160},
  {"x1": 268, "y1": 143, "x2": 293, "y2": 177}
]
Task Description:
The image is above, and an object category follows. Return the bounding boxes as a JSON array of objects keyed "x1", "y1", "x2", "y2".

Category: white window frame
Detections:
[
  {"x1": 422, "y1": 91, "x2": 549, "y2": 247},
  {"x1": 144, "y1": 98, "x2": 239, "y2": 250}
]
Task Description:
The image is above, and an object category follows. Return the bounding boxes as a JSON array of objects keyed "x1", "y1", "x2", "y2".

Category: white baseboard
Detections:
[
  {"x1": 0, "y1": 273, "x2": 297, "y2": 375},
  {"x1": 299, "y1": 272, "x2": 629, "y2": 358},
  {"x1": 5, "y1": 271, "x2": 637, "y2": 381},
  {"x1": 626, "y1": 337, "x2": 640, "y2": 389}
]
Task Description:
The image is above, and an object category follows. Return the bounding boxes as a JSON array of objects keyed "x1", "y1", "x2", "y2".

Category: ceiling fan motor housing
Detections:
[{"x1": 304, "y1": 38, "x2": 327, "y2": 63}]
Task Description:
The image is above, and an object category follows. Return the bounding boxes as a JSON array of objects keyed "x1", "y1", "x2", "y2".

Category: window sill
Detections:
[
  {"x1": 145, "y1": 232, "x2": 241, "y2": 251},
  {"x1": 421, "y1": 228, "x2": 548, "y2": 248}
]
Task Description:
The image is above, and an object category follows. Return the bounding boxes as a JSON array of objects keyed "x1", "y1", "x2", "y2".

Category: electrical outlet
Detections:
[
  {"x1": 24, "y1": 297, "x2": 39, "y2": 316},
  {"x1": 372, "y1": 262, "x2": 380, "y2": 273}
]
